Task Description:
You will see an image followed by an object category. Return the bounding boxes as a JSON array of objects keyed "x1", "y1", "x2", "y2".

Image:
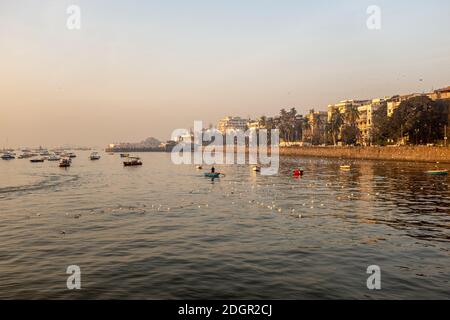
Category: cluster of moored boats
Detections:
[
  {"x1": 1, "y1": 149, "x2": 144, "y2": 167},
  {"x1": 1, "y1": 149, "x2": 448, "y2": 174},
  {"x1": 1, "y1": 149, "x2": 95, "y2": 168}
]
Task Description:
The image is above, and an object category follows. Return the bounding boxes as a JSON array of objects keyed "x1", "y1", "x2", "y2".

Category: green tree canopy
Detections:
[{"x1": 390, "y1": 96, "x2": 448, "y2": 144}]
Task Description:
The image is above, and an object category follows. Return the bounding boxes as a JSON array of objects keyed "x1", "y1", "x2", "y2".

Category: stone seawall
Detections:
[{"x1": 279, "y1": 146, "x2": 450, "y2": 163}]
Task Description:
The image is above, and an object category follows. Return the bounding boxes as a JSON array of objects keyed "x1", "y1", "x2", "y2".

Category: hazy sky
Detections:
[{"x1": 1, "y1": 0, "x2": 449, "y2": 147}]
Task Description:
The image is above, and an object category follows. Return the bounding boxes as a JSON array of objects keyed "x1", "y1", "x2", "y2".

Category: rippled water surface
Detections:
[{"x1": 0, "y1": 152, "x2": 449, "y2": 299}]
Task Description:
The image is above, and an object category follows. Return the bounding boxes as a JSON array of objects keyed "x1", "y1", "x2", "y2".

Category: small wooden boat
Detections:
[
  {"x1": 340, "y1": 165, "x2": 351, "y2": 170},
  {"x1": 47, "y1": 154, "x2": 60, "y2": 161},
  {"x1": 59, "y1": 158, "x2": 71, "y2": 167},
  {"x1": 120, "y1": 153, "x2": 130, "y2": 158},
  {"x1": 1, "y1": 152, "x2": 15, "y2": 160},
  {"x1": 30, "y1": 158, "x2": 45, "y2": 163},
  {"x1": 204, "y1": 172, "x2": 221, "y2": 178},
  {"x1": 90, "y1": 152, "x2": 101, "y2": 160},
  {"x1": 18, "y1": 153, "x2": 33, "y2": 159},
  {"x1": 425, "y1": 170, "x2": 448, "y2": 175},
  {"x1": 196, "y1": 165, "x2": 203, "y2": 170},
  {"x1": 123, "y1": 157, "x2": 142, "y2": 166}
]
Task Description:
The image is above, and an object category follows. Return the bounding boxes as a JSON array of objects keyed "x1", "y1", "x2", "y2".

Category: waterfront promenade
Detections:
[{"x1": 280, "y1": 146, "x2": 450, "y2": 163}]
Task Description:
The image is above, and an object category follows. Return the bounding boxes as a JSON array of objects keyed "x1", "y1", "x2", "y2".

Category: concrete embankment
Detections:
[{"x1": 279, "y1": 146, "x2": 450, "y2": 163}]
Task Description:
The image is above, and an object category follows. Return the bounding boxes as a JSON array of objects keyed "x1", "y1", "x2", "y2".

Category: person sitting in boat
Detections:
[{"x1": 211, "y1": 166, "x2": 215, "y2": 173}]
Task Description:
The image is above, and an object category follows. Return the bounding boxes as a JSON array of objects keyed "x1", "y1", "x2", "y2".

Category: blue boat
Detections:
[
  {"x1": 425, "y1": 170, "x2": 448, "y2": 175},
  {"x1": 204, "y1": 172, "x2": 221, "y2": 178}
]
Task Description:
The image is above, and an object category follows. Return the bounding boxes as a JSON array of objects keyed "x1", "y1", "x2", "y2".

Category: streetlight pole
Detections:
[{"x1": 445, "y1": 125, "x2": 448, "y2": 147}]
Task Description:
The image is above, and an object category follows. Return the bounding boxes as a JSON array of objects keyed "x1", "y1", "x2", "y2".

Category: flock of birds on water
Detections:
[
  {"x1": 4, "y1": 151, "x2": 446, "y2": 241},
  {"x1": 25, "y1": 168, "x2": 422, "y2": 239}
]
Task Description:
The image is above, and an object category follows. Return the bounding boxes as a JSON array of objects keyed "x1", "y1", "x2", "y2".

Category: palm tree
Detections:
[
  {"x1": 297, "y1": 117, "x2": 308, "y2": 142},
  {"x1": 288, "y1": 108, "x2": 298, "y2": 142},
  {"x1": 279, "y1": 108, "x2": 290, "y2": 143},
  {"x1": 345, "y1": 105, "x2": 360, "y2": 126},
  {"x1": 331, "y1": 109, "x2": 344, "y2": 146},
  {"x1": 259, "y1": 116, "x2": 267, "y2": 128},
  {"x1": 344, "y1": 105, "x2": 361, "y2": 145}
]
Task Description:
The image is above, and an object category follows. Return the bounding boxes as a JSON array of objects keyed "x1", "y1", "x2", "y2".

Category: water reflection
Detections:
[{"x1": 0, "y1": 153, "x2": 448, "y2": 299}]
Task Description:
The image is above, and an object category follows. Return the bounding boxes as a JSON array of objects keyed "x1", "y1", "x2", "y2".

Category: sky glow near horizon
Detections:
[{"x1": 1, "y1": 0, "x2": 449, "y2": 147}]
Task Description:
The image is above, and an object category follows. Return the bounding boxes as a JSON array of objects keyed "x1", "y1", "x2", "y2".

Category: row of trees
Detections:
[
  {"x1": 260, "y1": 96, "x2": 449, "y2": 146},
  {"x1": 262, "y1": 104, "x2": 364, "y2": 145},
  {"x1": 372, "y1": 96, "x2": 449, "y2": 145}
]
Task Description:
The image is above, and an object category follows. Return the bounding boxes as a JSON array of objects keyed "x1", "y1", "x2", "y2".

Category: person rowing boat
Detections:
[{"x1": 204, "y1": 166, "x2": 225, "y2": 178}]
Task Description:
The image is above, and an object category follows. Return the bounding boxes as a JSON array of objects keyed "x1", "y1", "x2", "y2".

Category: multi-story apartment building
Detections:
[
  {"x1": 357, "y1": 98, "x2": 386, "y2": 145},
  {"x1": 386, "y1": 93, "x2": 422, "y2": 117},
  {"x1": 427, "y1": 86, "x2": 450, "y2": 101},
  {"x1": 217, "y1": 116, "x2": 248, "y2": 134},
  {"x1": 327, "y1": 99, "x2": 371, "y2": 123},
  {"x1": 247, "y1": 119, "x2": 263, "y2": 130},
  {"x1": 386, "y1": 87, "x2": 450, "y2": 118}
]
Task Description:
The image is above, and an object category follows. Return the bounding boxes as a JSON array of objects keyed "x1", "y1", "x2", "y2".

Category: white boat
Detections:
[
  {"x1": 90, "y1": 152, "x2": 101, "y2": 160},
  {"x1": 1, "y1": 152, "x2": 15, "y2": 160},
  {"x1": 48, "y1": 154, "x2": 60, "y2": 161},
  {"x1": 18, "y1": 153, "x2": 33, "y2": 159},
  {"x1": 39, "y1": 149, "x2": 50, "y2": 156}
]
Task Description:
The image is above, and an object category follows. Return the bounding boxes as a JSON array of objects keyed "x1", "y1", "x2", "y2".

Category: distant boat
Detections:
[
  {"x1": 30, "y1": 158, "x2": 45, "y2": 163},
  {"x1": 252, "y1": 166, "x2": 261, "y2": 172},
  {"x1": 47, "y1": 154, "x2": 60, "y2": 161},
  {"x1": 59, "y1": 157, "x2": 71, "y2": 168},
  {"x1": 196, "y1": 165, "x2": 203, "y2": 170},
  {"x1": 18, "y1": 153, "x2": 34, "y2": 159},
  {"x1": 123, "y1": 157, "x2": 142, "y2": 166},
  {"x1": 426, "y1": 169, "x2": 448, "y2": 175},
  {"x1": 1, "y1": 152, "x2": 15, "y2": 160},
  {"x1": 90, "y1": 152, "x2": 101, "y2": 160},
  {"x1": 40, "y1": 150, "x2": 50, "y2": 156},
  {"x1": 120, "y1": 153, "x2": 130, "y2": 158},
  {"x1": 67, "y1": 152, "x2": 77, "y2": 158},
  {"x1": 204, "y1": 172, "x2": 221, "y2": 178},
  {"x1": 340, "y1": 165, "x2": 351, "y2": 170}
]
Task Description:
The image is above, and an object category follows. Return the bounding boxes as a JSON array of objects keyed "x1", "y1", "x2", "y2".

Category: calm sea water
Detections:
[{"x1": 0, "y1": 152, "x2": 448, "y2": 299}]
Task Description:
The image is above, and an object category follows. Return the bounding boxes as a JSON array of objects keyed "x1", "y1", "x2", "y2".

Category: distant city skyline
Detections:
[{"x1": 1, "y1": 0, "x2": 450, "y2": 147}]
